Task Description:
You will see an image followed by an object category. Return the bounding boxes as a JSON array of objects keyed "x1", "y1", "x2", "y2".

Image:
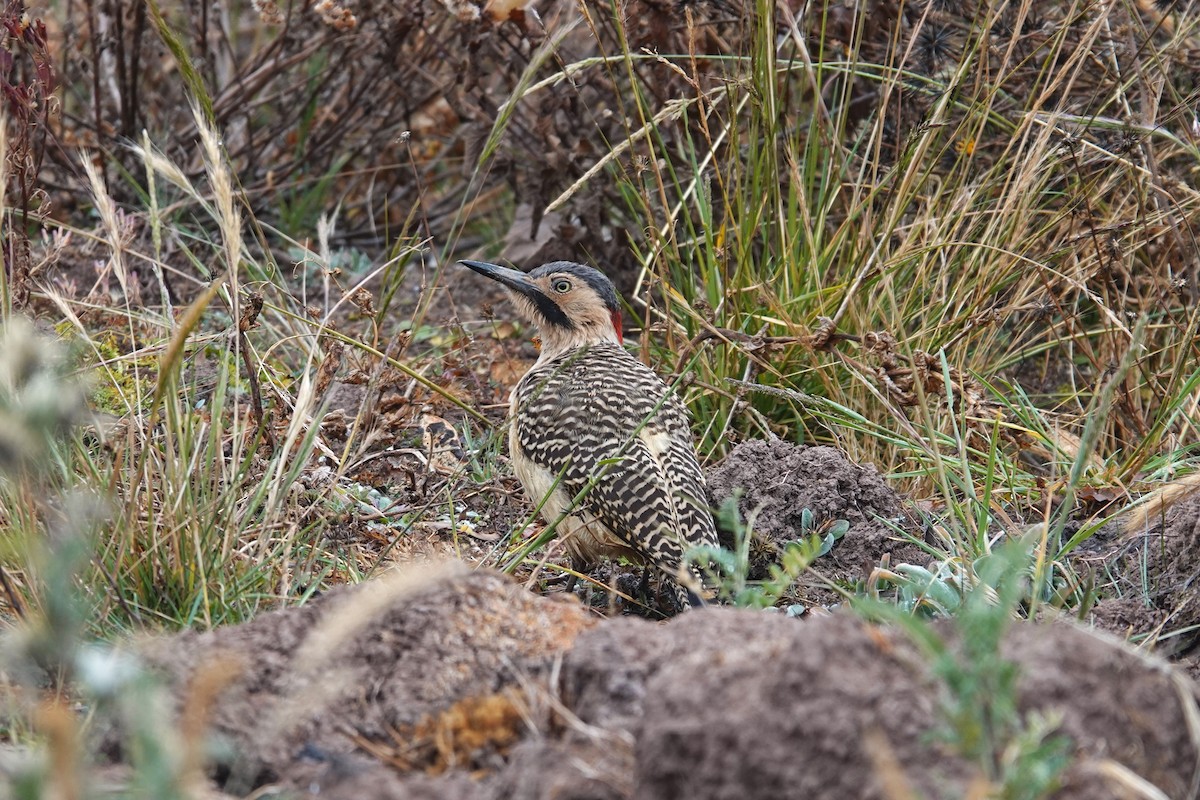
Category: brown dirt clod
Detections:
[
  {"x1": 705, "y1": 439, "x2": 927, "y2": 601},
  {"x1": 137, "y1": 565, "x2": 594, "y2": 790},
  {"x1": 133, "y1": 567, "x2": 1200, "y2": 800}
]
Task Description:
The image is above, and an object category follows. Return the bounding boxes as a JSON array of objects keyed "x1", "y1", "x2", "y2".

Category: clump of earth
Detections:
[
  {"x1": 118, "y1": 567, "x2": 1198, "y2": 800},
  {"x1": 705, "y1": 439, "x2": 927, "y2": 604}
]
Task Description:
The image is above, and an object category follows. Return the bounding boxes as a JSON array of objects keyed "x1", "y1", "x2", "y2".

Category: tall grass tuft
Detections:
[{"x1": 0, "y1": 105, "x2": 383, "y2": 633}]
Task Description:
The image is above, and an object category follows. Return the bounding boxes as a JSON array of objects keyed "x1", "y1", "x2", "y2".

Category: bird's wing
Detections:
[
  {"x1": 516, "y1": 400, "x2": 700, "y2": 568},
  {"x1": 582, "y1": 423, "x2": 717, "y2": 580},
  {"x1": 512, "y1": 355, "x2": 713, "y2": 578},
  {"x1": 661, "y1": 409, "x2": 720, "y2": 552}
]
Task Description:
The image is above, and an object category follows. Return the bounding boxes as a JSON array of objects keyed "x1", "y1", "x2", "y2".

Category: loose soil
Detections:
[
  {"x1": 42, "y1": 435, "x2": 1200, "y2": 798},
  {"x1": 131, "y1": 568, "x2": 1199, "y2": 800}
]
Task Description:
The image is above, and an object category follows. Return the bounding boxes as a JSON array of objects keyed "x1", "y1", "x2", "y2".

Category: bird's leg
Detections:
[
  {"x1": 562, "y1": 556, "x2": 589, "y2": 597},
  {"x1": 637, "y1": 565, "x2": 652, "y2": 603}
]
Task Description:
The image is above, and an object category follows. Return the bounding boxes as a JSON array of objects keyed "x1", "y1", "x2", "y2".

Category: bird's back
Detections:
[{"x1": 509, "y1": 341, "x2": 717, "y2": 604}]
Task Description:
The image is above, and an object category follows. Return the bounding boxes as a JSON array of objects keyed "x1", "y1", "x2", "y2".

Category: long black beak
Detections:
[
  {"x1": 458, "y1": 260, "x2": 541, "y2": 298},
  {"x1": 459, "y1": 259, "x2": 574, "y2": 331}
]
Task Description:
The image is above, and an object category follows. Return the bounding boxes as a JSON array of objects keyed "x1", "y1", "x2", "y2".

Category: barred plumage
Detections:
[{"x1": 460, "y1": 259, "x2": 718, "y2": 610}]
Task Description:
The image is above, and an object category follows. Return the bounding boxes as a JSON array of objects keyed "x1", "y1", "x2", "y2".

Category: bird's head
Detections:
[{"x1": 459, "y1": 260, "x2": 623, "y2": 358}]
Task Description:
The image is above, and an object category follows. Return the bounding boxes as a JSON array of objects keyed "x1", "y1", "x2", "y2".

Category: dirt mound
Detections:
[
  {"x1": 997, "y1": 623, "x2": 1197, "y2": 799},
  {"x1": 613, "y1": 612, "x2": 1197, "y2": 800},
  {"x1": 1087, "y1": 595, "x2": 1168, "y2": 640},
  {"x1": 626, "y1": 611, "x2": 960, "y2": 799},
  {"x1": 137, "y1": 565, "x2": 594, "y2": 789},
  {"x1": 705, "y1": 439, "x2": 926, "y2": 601},
  {"x1": 1088, "y1": 490, "x2": 1200, "y2": 663},
  {"x1": 1136, "y1": 492, "x2": 1200, "y2": 635},
  {"x1": 132, "y1": 567, "x2": 1198, "y2": 799}
]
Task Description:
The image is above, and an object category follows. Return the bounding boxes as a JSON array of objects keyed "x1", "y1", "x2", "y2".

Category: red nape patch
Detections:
[{"x1": 611, "y1": 311, "x2": 623, "y2": 343}]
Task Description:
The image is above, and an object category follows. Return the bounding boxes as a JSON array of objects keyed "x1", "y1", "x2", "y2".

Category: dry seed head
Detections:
[
  {"x1": 79, "y1": 152, "x2": 129, "y2": 296},
  {"x1": 317, "y1": 211, "x2": 337, "y2": 270},
  {"x1": 436, "y1": 0, "x2": 481, "y2": 21},
  {"x1": 350, "y1": 287, "x2": 376, "y2": 316},
  {"x1": 192, "y1": 104, "x2": 242, "y2": 277},
  {"x1": 132, "y1": 137, "x2": 200, "y2": 201},
  {"x1": 312, "y1": 0, "x2": 358, "y2": 30},
  {"x1": 253, "y1": 0, "x2": 285, "y2": 24},
  {"x1": 270, "y1": 563, "x2": 472, "y2": 736}
]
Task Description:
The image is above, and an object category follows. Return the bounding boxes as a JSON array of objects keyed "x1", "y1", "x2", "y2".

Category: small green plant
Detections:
[
  {"x1": 880, "y1": 559, "x2": 966, "y2": 617},
  {"x1": 803, "y1": 508, "x2": 850, "y2": 559},
  {"x1": 692, "y1": 494, "x2": 850, "y2": 609},
  {"x1": 858, "y1": 536, "x2": 1072, "y2": 800}
]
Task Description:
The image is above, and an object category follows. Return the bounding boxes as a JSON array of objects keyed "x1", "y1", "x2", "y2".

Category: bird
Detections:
[{"x1": 459, "y1": 259, "x2": 718, "y2": 610}]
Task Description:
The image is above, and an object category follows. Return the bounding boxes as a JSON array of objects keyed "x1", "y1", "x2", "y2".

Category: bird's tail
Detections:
[{"x1": 670, "y1": 563, "x2": 709, "y2": 612}]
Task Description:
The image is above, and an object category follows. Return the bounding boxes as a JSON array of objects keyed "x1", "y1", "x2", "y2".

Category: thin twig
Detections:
[{"x1": 236, "y1": 291, "x2": 274, "y2": 453}]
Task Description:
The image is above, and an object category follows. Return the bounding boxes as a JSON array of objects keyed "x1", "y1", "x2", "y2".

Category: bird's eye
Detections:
[{"x1": 551, "y1": 278, "x2": 572, "y2": 293}]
